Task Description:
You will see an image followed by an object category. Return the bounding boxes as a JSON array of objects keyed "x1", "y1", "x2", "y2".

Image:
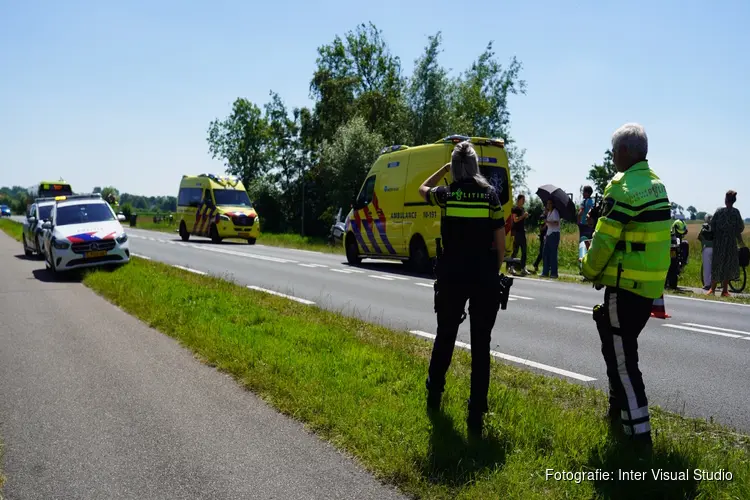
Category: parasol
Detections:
[{"x1": 536, "y1": 184, "x2": 577, "y2": 222}]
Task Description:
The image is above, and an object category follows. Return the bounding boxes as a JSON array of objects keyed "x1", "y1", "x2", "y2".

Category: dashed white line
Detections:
[
  {"x1": 299, "y1": 263, "x2": 328, "y2": 268},
  {"x1": 192, "y1": 245, "x2": 297, "y2": 264},
  {"x1": 369, "y1": 275, "x2": 394, "y2": 281},
  {"x1": 665, "y1": 294, "x2": 750, "y2": 308},
  {"x1": 682, "y1": 323, "x2": 750, "y2": 337},
  {"x1": 509, "y1": 294, "x2": 534, "y2": 300},
  {"x1": 172, "y1": 265, "x2": 207, "y2": 276},
  {"x1": 409, "y1": 330, "x2": 596, "y2": 382},
  {"x1": 246, "y1": 286, "x2": 315, "y2": 305},
  {"x1": 662, "y1": 324, "x2": 742, "y2": 339},
  {"x1": 415, "y1": 283, "x2": 433, "y2": 288},
  {"x1": 556, "y1": 306, "x2": 591, "y2": 314},
  {"x1": 131, "y1": 253, "x2": 151, "y2": 260},
  {"x1": 330, "y1": 269, "x2": 354, "y2": 274}
]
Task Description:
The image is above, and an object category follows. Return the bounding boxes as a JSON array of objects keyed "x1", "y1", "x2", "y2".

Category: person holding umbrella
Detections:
[
  {"x1": 541, "y1": 199, "x2": 560, "y2": 278},
  {"x1": 581, "y1": 123, "x2": 672, "y2": 453}
]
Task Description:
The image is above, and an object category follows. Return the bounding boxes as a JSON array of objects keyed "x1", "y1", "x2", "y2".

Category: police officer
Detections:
[
  {"x1": 582, "y1": 123, "x2": 672, "y2": 450},
  {"x1": 418, "y1": 140, "x2": 507, "y2": 436}
]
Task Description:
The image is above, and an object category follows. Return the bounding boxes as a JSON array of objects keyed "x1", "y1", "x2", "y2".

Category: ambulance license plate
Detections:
[
  {"x1": 238, "y1": 232, "x2": 250, "y2": 238},
  {"x1": 85, "y1": 250, "x2": 107, "y2": 258}
]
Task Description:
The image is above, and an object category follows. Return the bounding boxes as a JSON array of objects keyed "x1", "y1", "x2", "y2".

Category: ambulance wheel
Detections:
[
  {"x1": 247, "y1": 237, "x2": 256, "y2": 245},
  {"x1": 408, "y1": 237, "x2": 430, "y2": 274},
  {"x1": 210, "y1": 224, "x2": 223, "y2": 243},
  {"x1": 179, "y1": 222, "x2": 190, "y2": 241},
  {"x1": 345, "y1": 234, "x2": 361, "y2": 265}
]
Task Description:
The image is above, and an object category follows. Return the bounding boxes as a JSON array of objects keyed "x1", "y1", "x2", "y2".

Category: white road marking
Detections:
[
  {"x1": 343, "y1": 268, "x2": 364, "y2": 273},
  {"x1": 557, "y1": 306, "x2": 592, "y2": 314},
  {"x1": 131, "y1": 253, "x2": 151, "y2": 260},
  {"x1": 509, "y1": 294, "x2": 534, "y2": 300},
  {"x1": 409, "y1": 330, "x2": 596, "y2": 382},
  {"x1": 172, "y1": 265, "x2": 206, "y2": 276},
  {"x1": 369, "y1": 275, "x2": 394, "y2": 281},
  {"x1": 330, "y1": 269, "x2": 354, "y2": 274},
  {"x1": 246, "y1": 286, "x2": 315, "y2": 305},
  {"x1": 682, "y1": 323, "x2": 750, "y2": 337},
  {"x1": 415, "y1": 283, "x2": 433, "y2": 288},
  {"x1": 662, "y1": 324, "x2": 742, "y2": 339},
  {"x1": 192, "y1": 245, "x2": 297, "y2": 264},
  {"x1": 299, "y1": 263, "x2": 328, "y2": 268}
]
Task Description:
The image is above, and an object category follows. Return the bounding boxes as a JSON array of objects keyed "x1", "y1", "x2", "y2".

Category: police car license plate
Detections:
[
  {"x1": 85, "y1": 250, "x2": 107, "y2": 258},
  {"x1": 238, "y1": 232, "x2": 250, "y2": 238}
]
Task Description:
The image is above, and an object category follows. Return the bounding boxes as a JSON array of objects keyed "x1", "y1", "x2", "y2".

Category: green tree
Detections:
[
  {"x1": 406, "y1": 32, "x2": 453, "y2": 145},
  {"x1": 92, "y1": 187, "x2": 102, "y2": 194},
  {"x1": 318, "y1": 115, "x2": 384, "y2": 221},
  {"x1": 207, "y1": 98, "x2": 272, "y2": 187},
  {"x1": 687, "y1": 205, "x2": 697, "y2": 220},
  {"x1": 100, "y1": 186, "x2": 119, "y2": 205},
  {"x1": 587, "y1": 150, "x2": 616, "y2": 195},
  {"x1": 450, "y1": 42, "x2": 529, "y2": 190}
]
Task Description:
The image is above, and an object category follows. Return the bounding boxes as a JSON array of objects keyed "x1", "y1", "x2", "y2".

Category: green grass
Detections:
[
  {"x1": 79, "y1": 257, "x2": 750, "y2": 499},
  {"x1": 0, "y1": 218, "x2": 22, "y2": 242}
]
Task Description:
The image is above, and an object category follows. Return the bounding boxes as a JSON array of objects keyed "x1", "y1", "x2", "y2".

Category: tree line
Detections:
[{"x1": 204, "y1": 23, "x2": 530, "y2": 236}]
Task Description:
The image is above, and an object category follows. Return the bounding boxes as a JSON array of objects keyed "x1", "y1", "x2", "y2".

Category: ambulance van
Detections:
[
  {"x1": 343, "y1": 135, "x2": 514, "y2": 272},
  {"x1": 176, "y1": 174, "x2": 260, "y2": 244}
]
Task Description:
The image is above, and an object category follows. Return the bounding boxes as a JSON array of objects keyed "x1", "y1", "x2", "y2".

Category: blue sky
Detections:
[{"x1": 1, "y1": 0, "x2": 748, "y2": 218}]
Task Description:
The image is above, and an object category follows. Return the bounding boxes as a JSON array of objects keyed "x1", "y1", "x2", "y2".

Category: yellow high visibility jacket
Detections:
[{"x1": 581, "y1": 161, "x2": 672, "y2": 299}]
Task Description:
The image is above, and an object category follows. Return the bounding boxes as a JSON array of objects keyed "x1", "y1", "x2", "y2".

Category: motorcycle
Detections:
[{"x1": 666, "y1": 230, "x2": 689, "y2": 289}]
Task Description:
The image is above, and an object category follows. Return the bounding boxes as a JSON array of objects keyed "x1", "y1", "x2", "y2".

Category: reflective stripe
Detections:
[
  {"x1": 601, "y1": 266, "x2": 666, "y2": 282},
  {"x1": 609, "y1": 291, "x2": 620, "y2": 328},
  {"x1": 612, "y1": 334, "x2": 638, "y2": 417},
  {"x1": 596, "y1": 221, "x2": 621, "y2": 238},
  {"x1": 622, "y1": 406, "x2": 649, "y2": 420},
  {"x1": 633, "y1": 421, "x2": 651, "y2": 435},
  {"x1": 621, "y1": 229, "x2": 671, "y2": 243},
  {"x1": 445, "y1": 207, "x2": 491, "y2": 218}
]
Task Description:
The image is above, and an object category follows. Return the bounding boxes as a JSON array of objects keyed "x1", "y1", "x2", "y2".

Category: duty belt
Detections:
[{"x1": 615, "y1": 241, "x2": 646, "y2": 251}]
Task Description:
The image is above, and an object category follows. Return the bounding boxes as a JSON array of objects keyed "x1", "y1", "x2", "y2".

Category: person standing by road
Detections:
[
  {"x1": 418, "y1": 140, "x2": 507, "y2": 436},
  {"x1": 578, "y1": 185, "x2": 595, "y2": 240},
  {"x1": 698, "y1": 214, "x2": 714, "y2": 290},
  {"x1": 708, "y1": 190, "x2": 745, "y2": 296},
  {"x1": 541, "y1": 199, "x2": 560, "y2": 278},
  {"x1": 527, "y1": 208, "x2": 547, "y2": 274},
  {"x1": 510, "y1": 194, "x2": 529, "y2": 276},
  {"x1": 581, "y1": 123, "x2": 672, "y2": 452}
]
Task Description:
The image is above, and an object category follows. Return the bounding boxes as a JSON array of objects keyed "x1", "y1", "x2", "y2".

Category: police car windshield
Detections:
[
  {"x1": 38, "y1": 205, "x2": 53, "y2": 221},
  {"x1": 56, "y1": 203, "x2": 115, "y2": 226},
  {"x1": 213, "y1": 189, "x2": 252, "y2": 207}
]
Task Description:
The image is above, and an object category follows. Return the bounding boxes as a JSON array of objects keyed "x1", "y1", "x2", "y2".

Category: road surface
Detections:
[
  {"x1": 0, "y1": 231, "x2": 405, "y2": 499},
  {"x1": 110, "y1": 227, "x2": 750, "y2": 433}
]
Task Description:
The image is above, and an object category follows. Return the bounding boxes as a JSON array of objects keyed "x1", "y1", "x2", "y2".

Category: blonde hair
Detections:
[{"x1": 450, "y1": 141, "x2": 490, "y2": 189}]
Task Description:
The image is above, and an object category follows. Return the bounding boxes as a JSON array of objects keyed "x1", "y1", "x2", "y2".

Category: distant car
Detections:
[
  {"x1": 328, "y1": 208, "x2": 346, "y2": 245},
  {"x1": 22, "y1": 198, "x2": 56, "y2": 257},
  {"x1": 0, "y1": 205, "x2": 11, "y2": 217},
  {"x1": 40, "y1": 194, "x2": 130, "y2": 273}
]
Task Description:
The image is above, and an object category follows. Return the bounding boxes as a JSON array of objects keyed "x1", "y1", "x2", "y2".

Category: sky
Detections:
[{"x1": 1, "y1": 0, "x2": 748, "y2": 218}]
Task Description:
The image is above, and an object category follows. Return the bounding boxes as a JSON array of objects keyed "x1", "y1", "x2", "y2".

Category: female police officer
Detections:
[{"x1": 418, "y1": 140, "x2": 507, "y2": 436}]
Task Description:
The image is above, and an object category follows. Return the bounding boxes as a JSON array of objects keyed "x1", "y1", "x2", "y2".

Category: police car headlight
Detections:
[
  {"x1": 219, "y1": 214, "x2": 230, "y2": 221},
  {"x1": 116, "y1": 233, "x2": 128, "y2": 243},
  {"x1": 52, "y1": 238, "x2": 70, "y2": 249}
]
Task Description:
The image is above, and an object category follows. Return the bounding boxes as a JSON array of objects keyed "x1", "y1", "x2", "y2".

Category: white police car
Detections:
[{"x1": 40, "y1": 194, "x2": 130, "y2": 273}]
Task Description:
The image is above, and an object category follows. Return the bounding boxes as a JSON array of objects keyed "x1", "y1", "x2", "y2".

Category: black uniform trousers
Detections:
[
  {"x1": 595, "y1": 286, "x2": 654, "y2": 438},
  {"x1": 511, "y1": 232, "x2": 527, "y2": 269},
  {"x1": 427, "y1": 274, "x2": 502, "y2": 413}
]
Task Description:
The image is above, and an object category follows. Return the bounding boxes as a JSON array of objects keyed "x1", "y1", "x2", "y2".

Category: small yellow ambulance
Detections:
[
  {"x1": 343, "y1": 135, "x2": 514, "y2": 272},
  {"x1": 176, "y1": 174, "x2": 260, "y2": 244}
]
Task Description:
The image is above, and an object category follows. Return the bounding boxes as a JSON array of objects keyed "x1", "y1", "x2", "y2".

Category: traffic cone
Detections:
[{"x1": 651, "y1": 294, "x2": 671, "y2": 319}]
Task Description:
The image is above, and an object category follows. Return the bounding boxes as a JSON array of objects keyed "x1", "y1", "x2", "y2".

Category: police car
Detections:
[
  {"x1": 40, "y1": 194, "x2": 130, "y2": 273},
  {"x1": 0, "y1": 204, "x2": 11, "y2": 217}
]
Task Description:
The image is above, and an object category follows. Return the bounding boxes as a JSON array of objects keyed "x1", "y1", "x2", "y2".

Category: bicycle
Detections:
[{"x1": 700, "y1": 246, "x2": 748, "y2": 293}]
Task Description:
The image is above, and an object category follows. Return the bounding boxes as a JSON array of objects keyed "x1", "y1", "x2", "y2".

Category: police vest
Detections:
[
  {"x1": 440, "y1": 180, "x2": 504, "y2": 260},
  {"x1": 581, "y1": 161, "x2": 672, "y2": 299}
]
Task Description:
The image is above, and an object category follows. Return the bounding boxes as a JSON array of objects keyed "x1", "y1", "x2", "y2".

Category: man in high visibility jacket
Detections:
[{"x1": 581, "y1": 123, "x2": 671, "y2": 450}]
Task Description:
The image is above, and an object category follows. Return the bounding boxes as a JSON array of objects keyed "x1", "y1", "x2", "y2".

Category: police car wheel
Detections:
[
  {"x1": 35, "y1": 235, "x2": 43, "y2": 258},
  {"x1": 23, "y1": 235, "x2": 33, "y2": 257}
]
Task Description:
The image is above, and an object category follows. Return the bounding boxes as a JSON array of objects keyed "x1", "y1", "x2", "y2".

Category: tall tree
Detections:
[
  {"x1": 206, "y1": 98, "x2": 272, "y2": 187},
  {"x1": 450, "y1": 42, "x2": 529, "y2": 190},
  {"x1": 406, "y1": 32, "x2": 453, "y2": 145},
  {"x1": 587, "y1": 150, "x2": 617, "y2": 195},
  {"x1": 687, "y1": 205, "x2": 697, "y2": 220}
]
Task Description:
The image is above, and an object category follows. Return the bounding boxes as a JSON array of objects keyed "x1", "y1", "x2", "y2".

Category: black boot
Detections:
[
  {"x1": 425, "y1": 378, "x2": 442, "y2": 411},
  {"x1": 604, "y1": 405, "x2": 619, "y2": 422},
  {"x1": 467, "y1": 410, "x2": 483, "y2": 437}
]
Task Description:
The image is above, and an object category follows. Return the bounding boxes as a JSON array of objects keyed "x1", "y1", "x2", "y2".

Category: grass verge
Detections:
[
  {"x1": 0, "y1": 218, "x2": 22, "y2": 242},
  {"x1": 81, "y1": 257, "x2": 750, "y2": 499}
]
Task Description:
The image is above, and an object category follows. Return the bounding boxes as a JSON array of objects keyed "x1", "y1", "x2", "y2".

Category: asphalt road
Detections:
[
  {"x1": 0, "y1": 232, "x2": 405, "y2": 500},
  {"x1": 112, "y1": 227, "x2": 750, "y2": 433}
]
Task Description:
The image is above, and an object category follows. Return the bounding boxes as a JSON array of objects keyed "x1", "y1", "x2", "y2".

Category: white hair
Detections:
[{"x1": 611, "y1": 123, "x2": 648, "y2": 161}]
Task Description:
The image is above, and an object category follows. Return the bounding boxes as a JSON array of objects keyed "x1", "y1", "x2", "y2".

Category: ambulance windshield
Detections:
[{"x1": 213, "y1": 189, "x2": 252, "y2": 207}]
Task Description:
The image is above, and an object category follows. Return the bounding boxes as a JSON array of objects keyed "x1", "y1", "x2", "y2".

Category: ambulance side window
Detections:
[
  {"x1": 356, "y1": 175, "x2": 376, "y2": 208},
  {"x1": 178, "y1": 187, "x2": 203, "y2": 207}
]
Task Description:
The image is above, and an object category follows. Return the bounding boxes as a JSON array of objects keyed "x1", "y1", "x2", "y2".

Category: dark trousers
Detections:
[
  {"x1": 427, "y1": 278, "x2": 502, "y2": 413},
  {"x1": 533, "y1": 233, "x2": 546, "y2": 268},
  {"x1": 578, "y1": 223, "x2": 594, "y2": 240},
  {"x1": 595, "y1": 287, "x2": 654, "y2": 438},
  {"x1": 511, "y1": 232, "x2": 527, "y2": 269}
]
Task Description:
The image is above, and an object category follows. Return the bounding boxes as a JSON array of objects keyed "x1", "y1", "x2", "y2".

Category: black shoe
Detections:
[
  {"x1": 632, "y1": 433, "x2": 653, "y2": 457},
  {"x1": 605, "y1": 406, "x2": 620, "y2": 422},
  {"x1": 467, "y1": 410, "x2": 483, "y2": 437}
]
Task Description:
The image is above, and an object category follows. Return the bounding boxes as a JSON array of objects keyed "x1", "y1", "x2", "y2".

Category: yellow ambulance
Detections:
[
  {"x1": 176, "y1": 174, "x2": 260, "y2": 244},
  {"x1": 343, "y1": 135, "x2": 514, "y2": 272}
]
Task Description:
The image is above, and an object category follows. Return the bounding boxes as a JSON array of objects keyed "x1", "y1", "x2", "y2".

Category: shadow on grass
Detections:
[
  {"x1": 587, "y1": 425, "x2": 699, "y2": 500},
  {"x1": 421, "y1": 409, "x2": 509, "y2": 489},
  {"x1": 31, "y1": 265, "x2": 123, "y2": 283}
]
